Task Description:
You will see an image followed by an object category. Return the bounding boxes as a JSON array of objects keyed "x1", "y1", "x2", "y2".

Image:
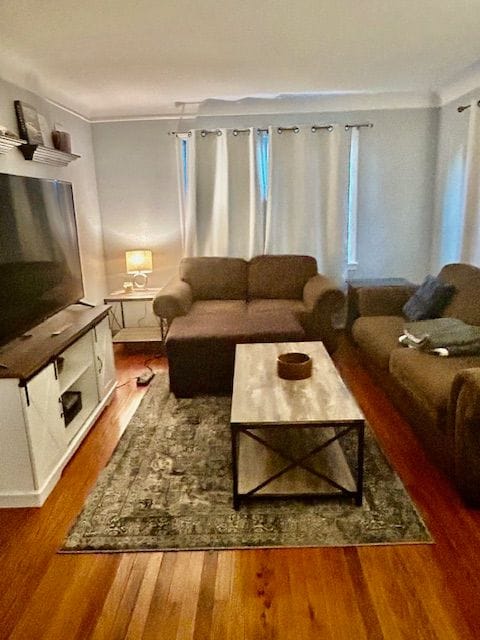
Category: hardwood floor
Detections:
[{"x1": 1, "y1": 340, "x2": 479, "y2": 639}]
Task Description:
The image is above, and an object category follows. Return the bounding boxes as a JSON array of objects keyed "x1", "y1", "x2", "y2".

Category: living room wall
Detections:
[
  {"x1": 93, "y1": 104, "x2": 438, "y2": 290},
  {"x1": 0, "y1": 77, "x2": 108, "y2": 304}
]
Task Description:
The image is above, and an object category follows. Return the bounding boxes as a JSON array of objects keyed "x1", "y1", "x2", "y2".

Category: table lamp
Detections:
[{"x1": 125, "y1": 249, "x2": 153, "y2": 289}]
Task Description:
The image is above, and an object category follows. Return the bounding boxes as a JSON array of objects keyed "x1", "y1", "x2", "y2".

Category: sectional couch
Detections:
[
  {"x1": 153, "y1": 255, "x2": 344, "y2": 396},
  {"x1": 352, "y1": 263, "x2": 480, "y2": 505}
]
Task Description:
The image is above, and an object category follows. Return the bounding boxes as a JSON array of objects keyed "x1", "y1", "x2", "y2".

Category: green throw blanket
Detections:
[{"x1": 399, "y1": 318, "x2": 480, "y2": 356}]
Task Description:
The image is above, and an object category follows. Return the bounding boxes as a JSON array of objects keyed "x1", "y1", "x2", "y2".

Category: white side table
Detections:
[{"x1": 103, "y1": 289, "x2": 165, "y2": 345}]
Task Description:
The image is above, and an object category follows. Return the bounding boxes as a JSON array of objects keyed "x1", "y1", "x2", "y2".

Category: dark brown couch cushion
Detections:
[
  {"x1": 247, "y1": 298, "x2": 309, "y2": 325},
  {"x1": 389, "y1": 348, "x2": 480, "y2": 419},
  {"x1": 248, "y1": 255, "x2": 317, "y2": 300},
  {"x1": 180, "y1": 257, "x2": 248, "y2": 300},
  {"x1": 352, "y1": 316, "x2": 404, "y2": 371},
  {"x1": 166, "y1": 311, "x2": 305, "y2": 396},
  {"x1": 439, "y1": 263, "x2": 480, "y2": 326},
  {"x1": 188, "y1": 300, "x2": 247, "y2": 316}
]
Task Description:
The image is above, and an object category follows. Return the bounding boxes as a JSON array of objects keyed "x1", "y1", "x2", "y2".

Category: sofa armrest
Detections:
[
  {"x1": 451, "y1": 368, "x2": 480, "y2": 505},
  {"x1": 303, "y1": 274, "x2": 345, "y2": 352},
  {"x1": 153, "y1": 278, "x2": 193, "y2": 323},
  {"x1": 357, "y1": 285, "x2": 418, "y2": 317},
  {"x1": 303, "y1": 274, "x2": 344, "y2": 311}
]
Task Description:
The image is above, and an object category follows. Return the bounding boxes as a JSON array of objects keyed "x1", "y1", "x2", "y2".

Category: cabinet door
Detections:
[
  {"x1": 94, "y1": 317, "x2": 116, "y2": 399},
  {"x1": 21, "y1": 364, "x2": 66, "y2": 490}
]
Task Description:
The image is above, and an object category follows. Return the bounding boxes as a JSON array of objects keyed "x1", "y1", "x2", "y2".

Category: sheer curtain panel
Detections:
[
  {"x1": 460, "y1": 104, "x2": 480, "y2": 266},
  {"x1": 176, "y1": 128, "x2": 262, "y2": 258},
  {"x1": 264, "y1": 125, "x2": 349, "y2": 282}
]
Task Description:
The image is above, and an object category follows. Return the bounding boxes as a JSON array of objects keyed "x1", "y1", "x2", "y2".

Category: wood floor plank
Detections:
[
  {"x1": 1, "y1": 342, "x2": 480, "y2": 639},
  {"x1": 193, "y1": 551, "x2": 218, "y2": 640},
  {"x1": 124, "y1": 554, "x2": 164, "y2": 640}
]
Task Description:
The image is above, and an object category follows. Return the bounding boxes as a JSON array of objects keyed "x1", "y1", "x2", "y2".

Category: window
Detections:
[
  {"x1": 257, "y1": 131, "x2": 269, "y2": 203},
  {"x1": 347, "y1": 127, "x2": 360, "y2": 269},
  {"x1": 181, "y1": 137, "x2": 188, "y2": 195}
]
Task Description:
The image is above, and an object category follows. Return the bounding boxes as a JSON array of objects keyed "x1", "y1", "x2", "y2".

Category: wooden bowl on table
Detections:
[{"x1": 277, "y1": 352, "x2": 312, "y2": 380}]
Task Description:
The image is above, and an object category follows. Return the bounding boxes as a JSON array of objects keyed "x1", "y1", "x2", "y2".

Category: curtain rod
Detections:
[
  {"x1": 169, "y1": 122, "x2": 373, "y2": 136},
  {"x1": 457, "y1": 100, "x2": 480, "y2": 113},
  {"x1": 169, "y1": 125, "x2": 334, "y2": 136},
  {"x1": 345, "y1": 123, "x2": 373, "y2": 130}
]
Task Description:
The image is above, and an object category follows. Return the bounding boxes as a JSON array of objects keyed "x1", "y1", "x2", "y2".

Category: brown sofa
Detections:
[
  {"x1": 351, "y1": 263, "x2": 480, "y2": 505},
  {"x1": 153, "y1": 255, "x2": 344, "y2": 396}
]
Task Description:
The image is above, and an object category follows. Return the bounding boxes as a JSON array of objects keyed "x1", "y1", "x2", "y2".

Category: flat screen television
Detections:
[{"x1": 0, "y1": 172, "x2": 84, "y2": 347}]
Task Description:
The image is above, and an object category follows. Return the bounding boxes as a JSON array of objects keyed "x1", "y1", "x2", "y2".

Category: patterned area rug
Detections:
[{"x1": 61, "y1": 372, "x2": 432, "y2": 552}]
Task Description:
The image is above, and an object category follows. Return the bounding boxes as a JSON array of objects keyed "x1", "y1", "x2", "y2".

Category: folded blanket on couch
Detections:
[{"x1": 399, "y1": 318, "x2": 480, "y2": 356}]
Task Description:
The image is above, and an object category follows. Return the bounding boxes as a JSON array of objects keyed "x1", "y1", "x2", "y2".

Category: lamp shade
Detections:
[{"x1": 125, "y1": 249, "x2": 153, "y2": 274}]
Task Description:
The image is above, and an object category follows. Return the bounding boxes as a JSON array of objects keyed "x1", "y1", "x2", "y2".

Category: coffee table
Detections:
[{"x1": 230, "y1": 341, "x2": 365, "y2": 509}]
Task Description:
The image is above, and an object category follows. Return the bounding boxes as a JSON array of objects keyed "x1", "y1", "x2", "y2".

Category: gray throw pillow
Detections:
[{"x1": 402, "y1": 275, "x2": 455, "y2": 321}]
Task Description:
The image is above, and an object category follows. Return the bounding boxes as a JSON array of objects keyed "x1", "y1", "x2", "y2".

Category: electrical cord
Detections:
[
  {"x1": 116, "y1": 352, "x2": 164, "y2": 389},
  {"x1": 115, "y1": 376, "x2": 137, "y2": 389}
]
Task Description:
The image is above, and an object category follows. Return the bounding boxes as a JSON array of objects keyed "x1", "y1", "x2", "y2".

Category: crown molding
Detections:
[
  {"x1": 0, "y1": 52, "x2": 439, "y2": 124},
  {"x1": 436, "y1": 60, "x2": 480, "y2": 107},
  {"x1": 90, "y1": 91, "x2": 438, "y2": 123}
]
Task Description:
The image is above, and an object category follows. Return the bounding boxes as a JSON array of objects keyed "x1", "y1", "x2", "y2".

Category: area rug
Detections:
[{"x1": 61, "y1": 372, "x2": 432, "y2": 552}]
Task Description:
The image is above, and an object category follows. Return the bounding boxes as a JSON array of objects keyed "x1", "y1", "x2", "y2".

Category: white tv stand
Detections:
[{"x1": 0, "y1": 305, "x2": 116, "y2": 507}]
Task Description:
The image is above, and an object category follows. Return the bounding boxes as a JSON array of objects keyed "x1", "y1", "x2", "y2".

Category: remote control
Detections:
[{"x1": 51, "y1": 323, "x2": 72, "y2": 336}]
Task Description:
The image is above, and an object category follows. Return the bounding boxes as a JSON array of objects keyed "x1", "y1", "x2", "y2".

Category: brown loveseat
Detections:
[
  {"x1": 153, "y1": 255, "x2": 344, "y2": 396},
  {"x1": 351, "y1": 263, "x2": 480, "y2": 505}
]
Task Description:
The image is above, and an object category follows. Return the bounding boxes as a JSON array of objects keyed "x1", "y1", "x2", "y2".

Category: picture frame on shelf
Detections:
[
  {"x1": 37, "y1": 113, "x2": 53, "y2": 148},
  {"x1": 14, "y1": 100, "x2": 44, "y2": 145}
]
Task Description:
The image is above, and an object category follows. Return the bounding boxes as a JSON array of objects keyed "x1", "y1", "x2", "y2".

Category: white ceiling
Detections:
[{"x1": 1, "y1": 0, "x2": 480, "y2": 120}]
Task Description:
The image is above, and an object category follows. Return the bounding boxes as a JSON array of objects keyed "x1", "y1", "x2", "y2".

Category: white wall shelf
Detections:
[
  {"x1": 18, "y1": 143, "x2": 80, "y2": 166},
  {"x1": 0, "y1": 134, "x2": 26, "y2": 155}
]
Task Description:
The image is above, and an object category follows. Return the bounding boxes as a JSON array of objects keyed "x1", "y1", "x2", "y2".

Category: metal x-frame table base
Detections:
[{"x1": 230, "y1": 421, "x2": 365, "y2": 510}]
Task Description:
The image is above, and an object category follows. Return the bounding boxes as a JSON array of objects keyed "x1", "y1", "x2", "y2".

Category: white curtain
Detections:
[
  {"x1": 460, "y1": 104, "x2": 480, "y2": 265},
  {"x1": 264, "y1": 125, "x2": 349, "y2": 282},
  {"x1": 176, "y1": 128, "x2": 262, "y2": 258}
]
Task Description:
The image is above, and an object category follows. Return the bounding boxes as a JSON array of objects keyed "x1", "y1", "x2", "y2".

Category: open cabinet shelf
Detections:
[{"x1": 18, "y1": 144, "x2": 80, "y2": 166}]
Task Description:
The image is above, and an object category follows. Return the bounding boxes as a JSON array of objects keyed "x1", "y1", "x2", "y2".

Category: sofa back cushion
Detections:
[
  {"x1": 180, "y1": 257, "x2": 248, "y2": 300},
  {"x1": 438, "y1": 263, "x2": 480, "y2": 326},
  {"x1": 248, "y1": 255, "x2": 318, "y2": 299}
]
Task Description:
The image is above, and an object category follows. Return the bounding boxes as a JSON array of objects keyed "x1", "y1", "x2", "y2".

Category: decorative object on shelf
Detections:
[
  {"x1": 277, "y1": 352, "x2": 312, "y2": 379},
  {"x1": 0, "y1": 125, "x2": 18, "y2": 137},
  {"x1": 14, "y1": 100, "x2": 44, "y2": 145},
  {"x1": 18, "y1": 144, "x2": 80, "y2": 166},
  {"x1": 125, "y1": 249, "x2": 153, "y2": 289},
  {"x1": 52, "y1": 128, "x2": 72, "y2": 153},
  {"x1": 37, "y1": 113, "x2": 53, "y2": 148},
  {"x1": 123, "y1": 281, "x2": 134, "y2": 293}
]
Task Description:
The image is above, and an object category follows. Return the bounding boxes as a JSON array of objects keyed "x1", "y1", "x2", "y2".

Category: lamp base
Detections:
[{"x1": 132, "y1": 272, "x2": 148, "y2": 289}]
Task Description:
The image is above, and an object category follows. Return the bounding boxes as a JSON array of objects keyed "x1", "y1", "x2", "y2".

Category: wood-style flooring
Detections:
[{"x1": 0, "y1": 339, "x2": 479, "y2": 639}]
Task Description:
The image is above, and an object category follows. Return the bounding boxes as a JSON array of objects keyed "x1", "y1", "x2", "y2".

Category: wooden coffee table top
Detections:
[{"x1": 231, "y1": 341, "x2": 364, "y2": 426}]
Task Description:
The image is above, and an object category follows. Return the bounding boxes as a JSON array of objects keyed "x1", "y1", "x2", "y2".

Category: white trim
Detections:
[
  {"x1": 436, "y1": 61, "x2": 480, "y2": 107},
  {"x1": 91, "y1": 92, "x2": 438, "y2": 122}
]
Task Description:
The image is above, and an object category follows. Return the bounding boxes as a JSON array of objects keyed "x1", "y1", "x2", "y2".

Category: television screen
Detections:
[{"x1": 0, "y1": 173, "x2": 84, "y2": 347}]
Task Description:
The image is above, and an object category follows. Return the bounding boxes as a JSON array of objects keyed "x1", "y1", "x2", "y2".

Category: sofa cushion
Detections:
[
  {"x1": 352, "y1": 316, "x2": 404, "y2": 371},
  {"x1": 439, "y1": 263, "x2": 480, "y2": 326},
  {"x1": 180, "y1": 257, "x2": 248, "y2": 300},
  {"x1": 389, "y1": 348, "x2": 480, "y2": 420},
  {"x1": 402, "y1": 275, "x2": 455, "y2": 321},
  {"x1": 248, "y1": 255, "x2": 317, "y2": 300},
  {"x1": 247, "y1": 298, "x2": 309, "y2": 325},
  {"x1": 189, "y1": 300, "x2": 247, "y2": 316},
  {"x1": 167, "y1": 310, "x2": 305, "y2": 344},
  {"x1": 166, "y1": 311, "x2": 305, "y2": 396}
]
